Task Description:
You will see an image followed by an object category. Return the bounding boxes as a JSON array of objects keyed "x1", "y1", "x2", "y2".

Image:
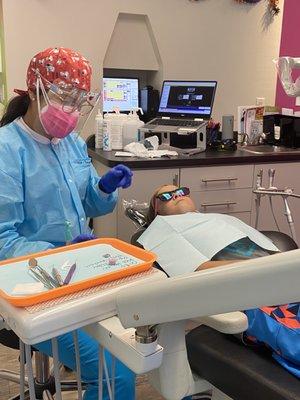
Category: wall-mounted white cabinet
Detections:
[{"x1": 104, "y1": 13, "x2": 160, "y2": 72}]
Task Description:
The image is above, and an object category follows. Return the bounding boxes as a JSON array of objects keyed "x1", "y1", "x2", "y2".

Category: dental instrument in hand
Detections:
[{"x1": 28, "y1": 258, "x2": 60, "y2": 288}]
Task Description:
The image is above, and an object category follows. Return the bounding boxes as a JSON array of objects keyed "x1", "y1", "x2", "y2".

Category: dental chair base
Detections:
[
  {"x1": 148, "y1": 321, "x2": 212, "y2": 400},
  {"x1": 148, "y1": 313, "x2": 248, "y2": 399},
  {"x1": 84, "y1": 316, "x2": 163, "y2": 374},
  {"x1": 85, "y1": 312, "x2": 249, "y2": 399}
]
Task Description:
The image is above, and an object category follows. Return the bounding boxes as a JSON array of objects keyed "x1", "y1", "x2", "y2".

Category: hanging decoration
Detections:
[
  {"x1": 234, "y1": 0, "x2": 280, "y2": 15},
  {"x1": 235, "y1": 0, "x2": 261, "y2": 3},
  {"x1": 268, "y1": 0, "x2": 280, "y2": 15},
  {"x1": 187, "y1": 0, "x2": 280, "y2": 16}
]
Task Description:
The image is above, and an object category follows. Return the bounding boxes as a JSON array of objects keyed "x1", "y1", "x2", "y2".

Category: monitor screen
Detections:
[
  {"x1": 158, "y1": 80, "x2": 217, "y2": 117},
  {"x1": 103, "y1": 77, "x2": 139, "y2": 112}
]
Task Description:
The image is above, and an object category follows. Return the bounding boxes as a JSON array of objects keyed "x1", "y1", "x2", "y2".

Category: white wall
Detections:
[{"x1": 1, "y1": 0, "x2": 283, "y2": 136}]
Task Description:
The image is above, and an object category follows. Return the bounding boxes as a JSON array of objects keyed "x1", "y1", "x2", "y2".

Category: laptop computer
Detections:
[{"x1": 143, "y1": 80, "x2": 217, "y2": 132}]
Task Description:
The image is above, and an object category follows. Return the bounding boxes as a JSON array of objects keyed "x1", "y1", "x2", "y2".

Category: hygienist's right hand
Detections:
[{"x1": 98, "y1": 164, "x2": 133, "y2": 194}]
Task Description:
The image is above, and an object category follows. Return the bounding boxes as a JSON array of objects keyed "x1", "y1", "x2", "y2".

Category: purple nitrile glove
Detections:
[
  {"x1": 71, "y1": 233, "x2": 96, "y2": 244},
  {"x1": 98, "y1": 164, "x2": 133, "y2": 194}
]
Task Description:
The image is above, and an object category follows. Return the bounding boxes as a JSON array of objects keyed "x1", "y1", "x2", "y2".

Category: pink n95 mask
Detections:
[
  {"x1": 40, "y1": 103, "x2": 79, "y2": 139},
  {"x1": 36, "y1": 75, "x2": 100, "y2": 139}
]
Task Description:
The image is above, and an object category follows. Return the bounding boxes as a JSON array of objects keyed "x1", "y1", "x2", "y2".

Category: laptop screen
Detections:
[{"x1": 158, "y1": 80, "x2": 217, "y2": 118}]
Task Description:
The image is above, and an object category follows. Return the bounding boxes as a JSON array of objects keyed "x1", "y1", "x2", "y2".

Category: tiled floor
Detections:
[
  {"x1": 0, "y1": 344, "x2": 164, "y2": 400},
  {"x1": 0, "y1": 345, "x2": 20, "y2": 399}
]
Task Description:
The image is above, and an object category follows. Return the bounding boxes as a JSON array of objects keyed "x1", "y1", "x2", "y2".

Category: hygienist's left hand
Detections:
[
  {"x1": 98, "y1": 164, "x2": 133, "y2": 194},
  {"x1": 71, "y1": 233, "x2": 96, "y2": 244}
]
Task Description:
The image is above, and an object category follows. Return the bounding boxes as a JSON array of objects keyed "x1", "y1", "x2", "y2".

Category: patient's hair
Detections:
[{"x1": 146, "y1": 184, "x2": 172, "y2": 225}]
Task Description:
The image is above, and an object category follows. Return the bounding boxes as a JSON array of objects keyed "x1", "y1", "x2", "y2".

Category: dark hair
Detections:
[{"x1": 0, "y1": 94, "x2": 30, "y2": 127}]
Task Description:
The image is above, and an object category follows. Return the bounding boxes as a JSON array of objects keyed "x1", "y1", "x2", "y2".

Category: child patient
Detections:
[
  {"x1": 137, "y1": 184, "x2": 278, "y2": 275},
  {"x1": 138, "y1": 185, "x2": 300, "y2": 379}
]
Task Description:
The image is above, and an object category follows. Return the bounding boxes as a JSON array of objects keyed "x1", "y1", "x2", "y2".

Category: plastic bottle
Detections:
[
  {"x1": 122, "y1": 112, "x2": 136, "y2": 148},
  {"x1": 122, "y1": 109, "x2": 145, "y2": 148},
  {"x1": 104, "y1": 110, "x2": 128, "y2": 150},
  {"x1": 103, "y1": 113, "x2": 112, "y2": 151},
  {"x1": 95, "y1": 109, "x2": 103, "y2": 149}
]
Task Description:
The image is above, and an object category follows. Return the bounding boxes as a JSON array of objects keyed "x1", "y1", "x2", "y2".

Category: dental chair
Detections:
[
  {"x1": 125, "y1": 207, "x2": 300, "y2": 400},
  {"x1": 185, "y1": 229, "x2": 300, "y2": 400}
]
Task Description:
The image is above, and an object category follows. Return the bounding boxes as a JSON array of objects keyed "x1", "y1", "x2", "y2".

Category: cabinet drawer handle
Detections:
[
  {"x1": 202, "y1": 177, "x2": 238, "y2": 183},
  {"x1": 201, "y1": 201, "x2": 237, "y2": 208},
  {"x1": 173, "y1": 174, "x2": 179, "y2": 186}
]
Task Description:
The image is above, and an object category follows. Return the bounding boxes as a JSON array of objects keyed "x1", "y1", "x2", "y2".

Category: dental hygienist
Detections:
[{"x1": 0, "y1": 47, "x2": 134, "y2": 399}]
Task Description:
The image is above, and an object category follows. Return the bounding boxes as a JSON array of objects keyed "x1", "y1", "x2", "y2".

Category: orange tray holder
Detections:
[{"x1": 0, "y1": 238, "x2": 156, "y2": 307}]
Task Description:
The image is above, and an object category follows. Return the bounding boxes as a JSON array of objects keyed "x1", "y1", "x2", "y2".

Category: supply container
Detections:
[
  {"x1": 104, "y1": 110, "x2": 128, "y2": 150},
  {"x1": 95, "y1": 109, "x2": 103, "y2": 149},
  {"x1": 103, "y1": 114, "x2": 112, "y2": 151},
  {"x1": 221, "y1": 115, "x2": 234, "y2": 141},
  {"x1": 122, "y1": 109, "x2": 145, "y2": 148}
]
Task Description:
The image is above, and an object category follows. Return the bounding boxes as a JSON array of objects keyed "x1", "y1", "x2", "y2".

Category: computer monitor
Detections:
[
  {"x1": 158, "y1": 80, "x2": 217, "y2": 118},
  {"x1": 103, "y1": 77, "x2": 139, "y2": 112}
]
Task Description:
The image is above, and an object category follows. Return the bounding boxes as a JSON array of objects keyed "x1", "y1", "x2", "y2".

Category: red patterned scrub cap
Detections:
[{"x1": 26, "y1": 47, "x2": 92, "y2": 92}]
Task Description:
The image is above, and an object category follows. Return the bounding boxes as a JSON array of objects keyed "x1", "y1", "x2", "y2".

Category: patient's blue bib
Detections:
[{"x1": 138, "y1": 212, "x2": 279, "y2": 277}]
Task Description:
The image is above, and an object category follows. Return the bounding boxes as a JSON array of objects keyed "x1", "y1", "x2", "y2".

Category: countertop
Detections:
[{"x1": 87, "y1": 146, "x2": 300, "y2": 169}]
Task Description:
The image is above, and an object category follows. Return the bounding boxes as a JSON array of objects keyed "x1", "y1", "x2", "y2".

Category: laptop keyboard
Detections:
[{"x1": 150, "y1": 118, "x2": 201, "y2": 127}]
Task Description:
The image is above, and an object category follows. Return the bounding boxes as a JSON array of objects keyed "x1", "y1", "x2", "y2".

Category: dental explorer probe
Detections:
[
  {"x1": 28, "y1": 260, "x2": 53, "y2": 289},
  {"x1": 28, "y1": 267, "x2": 52, "y2": 289},
  {"x1": 28, "y1": 258, "x2": 60, "y2": 288}
]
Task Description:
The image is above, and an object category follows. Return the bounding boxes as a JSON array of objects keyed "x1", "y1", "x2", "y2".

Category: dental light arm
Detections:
[
  {"x1": 274, "y1": 56, "x2": 300, "y2": 97},
  {"x1": 117, "y1": 250, "x2": 300, "y2": 328},
  {"x1": 268, "y1": 168, "x2": 275, "y2": 189},
  {"x1": 253, "y1": 168, "x2": 300, "y2": 243}
]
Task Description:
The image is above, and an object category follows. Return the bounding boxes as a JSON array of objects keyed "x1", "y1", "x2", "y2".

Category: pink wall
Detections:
[{"x1": 276, "y1": 0, "x2": 300, "y2": 110}]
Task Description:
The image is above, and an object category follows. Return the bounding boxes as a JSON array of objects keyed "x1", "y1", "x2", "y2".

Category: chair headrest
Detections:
[{"x1": 125, "y1": 207, "x2": 149, "y2": 228}]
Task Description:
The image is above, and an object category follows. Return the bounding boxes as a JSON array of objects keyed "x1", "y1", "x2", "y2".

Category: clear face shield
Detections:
[{"x1": 36, "y1": 74, "x2": 101, "y2": 139}]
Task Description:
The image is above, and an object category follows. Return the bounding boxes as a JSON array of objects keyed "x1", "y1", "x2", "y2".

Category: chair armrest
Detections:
[{"x1": 191, "y1": 311, "x2": 248, "y2": 334}]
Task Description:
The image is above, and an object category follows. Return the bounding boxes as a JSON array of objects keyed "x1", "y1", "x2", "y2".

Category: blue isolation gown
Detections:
[{"x1": 0, "y1": 118, "x2": 117, "y2": 260}]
